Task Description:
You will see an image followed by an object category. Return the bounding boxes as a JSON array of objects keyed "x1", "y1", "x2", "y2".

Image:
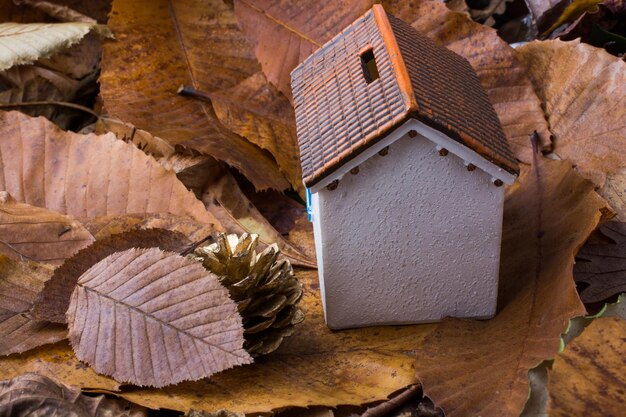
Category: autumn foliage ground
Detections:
[{"x1": 0, "y1": 1, "x2": 625, "y2": 417}]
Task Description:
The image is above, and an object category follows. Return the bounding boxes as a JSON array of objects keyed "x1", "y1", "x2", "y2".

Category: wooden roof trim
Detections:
[{"x1": 372, "y1": 4, "x2": 416, "y2": 113}]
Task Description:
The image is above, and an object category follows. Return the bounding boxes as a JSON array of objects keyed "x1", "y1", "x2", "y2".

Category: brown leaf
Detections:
[
  {"x1": 31, "y1": 229, "x2": 192, "y2": 323},
  {"x1": 100, "y1": 0, "x2": 289, "y2": 192},
  {"x1": 548, "y1": 317, "x2": 626, "y2": 417},
  {"x1": 95, "y1": 117, "x2": 176, "y2": 159},
  {"x1": 233, "y1": 0, "x2": 372, "y2": 99},
  {"x1": 574, "y1": 221, "x2": 626, "y2": 303},
  {"x1": 202, "y1": 171, "x2": 316, "y2": 268},
  {"x1": 0, "y1": 192, "x2": 95, "y2": 265},
  {"x1": 83, "y1": 213, "x2": 219, "y2": 242},
  {"x1": 413, "y1": 156, "x2": 608, "y2": 417},
  {"x1": 0, "y1": 267, "x2": 436, "y2": 413},
  {"x1": 516, "y1": 39, "x2": 626, "y2": 187},
  {"x1": 210, "y1": 72, "x2": 303, "y2": 194},
  {"x1": 600, "y1": 169, "x2": 626, "y2": 221},
  {"x1": 0, "y1": 373, "x2": 147, "y2": 417},
  {"x1": 0, "y1": 111, "x2": 217, "y2": 225},
  {"x1": 382, "y1": 0, "x2": 551, "y2": 162},
  {"x1": 67, "y1": 247, "x2": 252, "y2": 387},
  {"x1": 0, "y1": 255, "x2": 66, "y2": 355}
]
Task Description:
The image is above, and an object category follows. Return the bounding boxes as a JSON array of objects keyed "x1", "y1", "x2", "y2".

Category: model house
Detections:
[{"x1": 291, "y1": 5, "x2": 519, "y2": 329}]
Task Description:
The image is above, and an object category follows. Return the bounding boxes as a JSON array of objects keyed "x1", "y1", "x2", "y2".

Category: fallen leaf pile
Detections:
[{"x1": 0, "y1": 0, "x2": 624, "y2": 416}]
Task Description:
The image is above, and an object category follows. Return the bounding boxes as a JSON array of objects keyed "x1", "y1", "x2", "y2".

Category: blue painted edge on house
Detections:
[{"x1": 306, "y1": 188, "x2": 312, "y2": 221}]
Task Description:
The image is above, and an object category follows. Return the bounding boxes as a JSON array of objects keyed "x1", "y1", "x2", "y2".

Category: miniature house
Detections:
[{"x1": 291, "y1": 5, "x2": 519, "y2": 329}]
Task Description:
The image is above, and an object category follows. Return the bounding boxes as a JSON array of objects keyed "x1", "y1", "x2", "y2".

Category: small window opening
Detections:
[{"x1": 360, "y1": 49, "x2": 380, "y2": 84}]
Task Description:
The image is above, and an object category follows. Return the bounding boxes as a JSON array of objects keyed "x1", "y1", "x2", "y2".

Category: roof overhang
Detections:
[{"x1": 309, "y1": 118, "x2": 518, "y2": 194}]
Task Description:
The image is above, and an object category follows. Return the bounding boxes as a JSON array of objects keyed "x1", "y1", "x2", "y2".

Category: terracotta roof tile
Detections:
[{"x1": 291, "y1": 5, "x2": 519, "y2": 187}]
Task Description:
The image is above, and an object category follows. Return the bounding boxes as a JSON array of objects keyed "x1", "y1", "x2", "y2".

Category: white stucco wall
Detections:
[{"x1": 311, "y1": 126, "x2": 506, "y2": 329}]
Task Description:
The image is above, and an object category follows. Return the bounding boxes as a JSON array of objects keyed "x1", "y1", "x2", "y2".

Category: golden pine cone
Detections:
[{"x1": 193, "y1": 233, "x2": 304, "y2": 356}]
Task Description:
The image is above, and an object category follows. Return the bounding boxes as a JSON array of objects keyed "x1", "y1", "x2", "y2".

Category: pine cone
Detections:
[{"x1": 193, "y1": 233, "x2": 304, "y2": 356}]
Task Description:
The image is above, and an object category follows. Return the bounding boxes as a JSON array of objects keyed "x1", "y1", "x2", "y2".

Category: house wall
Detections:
[{"x1": 311, "y1": 129, "x2": 505, "y2": 329}]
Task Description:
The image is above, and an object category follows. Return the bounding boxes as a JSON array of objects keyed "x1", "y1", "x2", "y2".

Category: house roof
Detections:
[{"x1": 291, "y1": 4, "x2": 519, "y2": 188}]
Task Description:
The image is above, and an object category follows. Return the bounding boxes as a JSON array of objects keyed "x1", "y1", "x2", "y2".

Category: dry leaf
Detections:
[
  {"x1": 95, "y1": 117, "x2": 175, "y2": 159},
  {"x1": 0, "y1": 111, "x2": 218, "y2": 225},
  {"x1": 0, "y1": 267, "x2": 436, "y2": 413},
  {"x1": 202, "y1": 171, "x2": 316, "y2": 268},
  {"x1": 524, "y1": 0, "x2": 563, "y2": 28},
  {"x1": 0, "y1": 373, "x2": 147, "y2": 417},
  {"x1": 13, "y1": 0, "x2": 98, "y2": 23},
  {"x1": 0, "y1": 191, "x2": 94, "y2": 265},
  {"x1": 31, "y1": 229, "x2": 192, "y2": 323},
  {"x1": 413, "y1": 156, "x2": 608, "y2": 417},
  {"x1": 548, "y1": 317, "x2": 626, "y2": 417},
  {"x1": 516, "y1": 39, "x2": 626, "y2": 187},
  {"x1": 600, "y1": 168, "x2": 626, "y2": 221},
  {"x1": 0, "y1": 255, "x2": 66, "y2": 355},
  {"x1": 0, "y1": 22, "x2": 107, "y2": 71},
  {"x1": 100, "y1": 0, "x2": 289, "y2": 192},
  {"x1": 209, "y1": 72, "x2": 303, "y2": 194},
  {"x1": 574, "y1": 221, "x2": 626, "y2": 303},
  {"x1": 83, "y1": 213, "x2": 218, "y2": 242},
  {"x1": 67, "y1": 247, "x2": 252, "y2": 387},
  {"x1": 233, "y1": 0, "x2": 372, "y2": 99},
  {"x1": 382, "y1": 0, "x2": 551, "y2": 162}
]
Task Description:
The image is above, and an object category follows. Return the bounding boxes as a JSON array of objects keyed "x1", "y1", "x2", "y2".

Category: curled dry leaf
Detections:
[
  {"x1": 13, "y1": 0, "x2": 98, "y2": 24},
  {"x1": 0, "y1": 373, "x2": 147, "y2": 417},
  {"x1": 0, "y1": 255, "x2": 66, "y2": 356},
  {"x1": 516, "y1": 39, "x2": 626, "y2": 187},
  {"x1": 382, "y1": 0, "x2": 551, "y2": 162},
  {"x1": 0, "y1": 191, "x2": 94, "y2": 265},
  {"x1": 31, "y1": 229, "x2": 192, "y2": 323},
  {"x1": 0, "y1": 111, "x2": 217, "y2": 225},
  {"x1": 0, "y1": 22, "x2": 108, "y2": 71},
  {"x1": 548, "y1": 317, "x2": 626, "y2": 417},
  {"x1": 574, "y1": 221, "x2": 626, "y2": 303},
  {"x1": 202, "y1": 171, "x2": 316, "y2": 268},
  {"x1": 209, "y1": 72, "x2": 303, "y2": 194},
  {"x1": 95, "y1": 117, "x2": 176, "y2": 159},
  {"x1": 600, "y1": 168, "x2": 626, "y2": 221},
  {"x1": 413, "y1": 156, "x2": 608, "y2": 417},
  {"x1": 67, "y1": 247, "x2": 252, "y2": 387},
  {"x1": 100, "y1": 0, "x2": 289, "y2": 192}
]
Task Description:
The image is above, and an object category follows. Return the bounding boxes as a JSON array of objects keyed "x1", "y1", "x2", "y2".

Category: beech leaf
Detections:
[
  {"x1": 100, "y1": 0, "x2": 290, "y2": 192},
  {"x1": 31, "y1": 229, "x2": 192, "y2": 323},
  {"x1": 548, "y1": 317, "x2": 626, "y2": 417},
  {"x1": 66, "y1": 247, "x2": 252, "y2": 387},
  {"x1": 0, "y1": 22, "x2": 108, "y2": 71},
  {"x1": 0, "y1": 255, "x2": 66, "y2": 356},
  {"x1": 574, "y1": 221, "x2": 626, "y2": 303},
  {"x1": 413, "y1": 156, "x2": 608, "y2": 417},
  {"x1": 516, "y1": 39, "x2": 626, "y2": 187},
  {"x1": 0, "y1": 111, "x2": 218, "y2": 226},
  {"x1": 0, "y1": 191, "x2": 95, "y2": 265},
  {"x1": 0, "y1": 373, "x2": 147, "y2": 417}
]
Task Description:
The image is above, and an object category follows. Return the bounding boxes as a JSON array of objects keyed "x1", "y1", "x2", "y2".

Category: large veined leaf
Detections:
[
  {"x1": 0, "y1": 111, "x2": 218, "y2": 226},
  {"x1": 100, "y1": 0, "x2": 290, "y2": 192},
  {"x1": 0, "y1": 22, "x2": 107, "y2": 71},
  {"x1": 32, "y1": 229, "x2": 192, "y2": 323},
  {"x1": 0, "y1": 255, "x2": 66, "y2": 356},
  {"x1": 0, "y1": 192, "x2": 94, "y2": 265},
  {"x1": 66, "y1": 247, "x2": 252, "y2": 387},
  {"x1": 548, "y1": 317, "x2": 626, "y2": 417},
  {"x1": 412, "y1": 155, "x2": 608, "y2": 417},
  {"x1": 516, "y1": 40, "x2": 626, "y2": 187},
  {"x1": 0, "y1": 373, "x2": 147, "y2": 417}
]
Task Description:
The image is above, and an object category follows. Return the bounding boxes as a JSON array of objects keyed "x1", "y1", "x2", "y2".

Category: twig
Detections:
[
  {"x1": 177, "y1": 85, "x2": 213, "y2": 103},
  {"x1": 179, "y1": 233, "x2": 215, "y2": 256},
  {"x1": 0, "y1": 101, "x2": 101, "y2": 119},
  {"x1": 359, "y1": 385, "x2": 421, "y2": 417}
]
